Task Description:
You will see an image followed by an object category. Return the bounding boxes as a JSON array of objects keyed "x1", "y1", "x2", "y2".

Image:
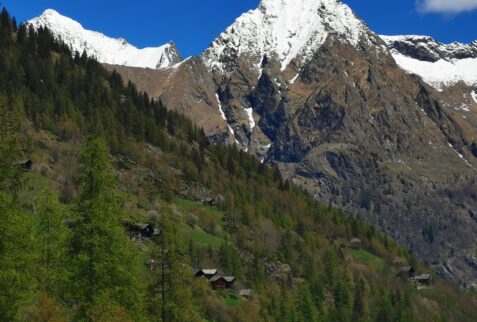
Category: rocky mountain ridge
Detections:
[
  {"x1": 28, "y1": 0, "x2": 477, "y2": 286},
  {"x1": 382, "y1": 35, "x2": 477, "y2": 89},
  {"x1": 28, "y1": 9, "x2": 182, "y2": 69},
  {"x1": 202, "y1": 0, "x2": 372, "y2": 75}
]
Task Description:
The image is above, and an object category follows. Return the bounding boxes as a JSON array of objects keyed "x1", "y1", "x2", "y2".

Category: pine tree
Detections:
[
  {"x1": 34, "y1": 190, "x2": 67, "y2": 297},
  {"x1": 219, "y1": 240, "x2": 242, "y2": 278},
  {"x1": 68, "y1": 137, "x2": 142, "y2": 320},
  {"x1": 0, "y1": 97, "x2": 31, "y2": 321},
  {"x1": 352, "y1": 277, "x2": 369, "y2": 322},
  {"x1": 296, "y1": 284, "x2": 319, "y2": 322},
  {"x1": 148, "y1": 211, "x2": 202, "y2": 321}
]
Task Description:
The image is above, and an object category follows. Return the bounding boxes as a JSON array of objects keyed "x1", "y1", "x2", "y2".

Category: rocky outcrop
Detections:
[
  {"x1": 104, "y1": 59, "x2": 230, "y2": 139},
  {"x1": 101, "y1": 0, "x2": 477, "y2": 285}
]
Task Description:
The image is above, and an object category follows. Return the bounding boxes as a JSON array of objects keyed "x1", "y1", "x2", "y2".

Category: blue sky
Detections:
[{"x1": 2, "y1": 0, "x2": 476, "y2": 57}]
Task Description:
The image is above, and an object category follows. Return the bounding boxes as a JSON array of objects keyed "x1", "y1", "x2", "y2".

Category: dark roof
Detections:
[
  {"x1": 223, "y1": 276, "x2": 236, "y2": 283},
  {"x1": 210, "y1": 275, "x2": 235, "y2": 283},
  {"x1": 196, "y1": 269, "x2": 218, "y2": 276},
  {"x1": 210, "y1": 276, "x2": 224, "y2": 282},
  {"x1": 137, "y1": 223, "x2": 153, "y2": 230}
]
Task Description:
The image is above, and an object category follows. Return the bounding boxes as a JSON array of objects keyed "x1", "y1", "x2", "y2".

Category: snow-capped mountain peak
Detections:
[
  {"x1": 382, "y1": 35, "x2": 477, "y2": 89},
  {"x1": 28, "y1": 9, "x2": 182, "y2": 69},
  {"x1": 202, "y1": 0, "x2": 370, "y2": 73}
]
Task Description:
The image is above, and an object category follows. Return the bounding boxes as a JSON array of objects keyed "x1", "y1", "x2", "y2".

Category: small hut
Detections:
[
  {"x1": 413, "y1": 273, "x2": 432, "y2": 286},
  {"x1": 17, "y1": 159, "x2": 33, "y2": 171},
  {"x1": 396, "y1": 266, "x2": 416, "y2": 279},
  {"x1": 239, "y1": 289, "x2": 252, "y2": 300},
  {"x1": 349, "y1": 238, "x2": 363, "y2": 249},
  {"x1": 139, "y1": 224, "x2": 155, "y2": 237},
  {"x1": 210, "y1": 276, "x2": 236, "y2": 290},
  {"x1": 195, "y1": 269, "x2": 218, "y2": 280},
  {"x1": 202, "y1": 197, "x2": 215, "y2": 206}
]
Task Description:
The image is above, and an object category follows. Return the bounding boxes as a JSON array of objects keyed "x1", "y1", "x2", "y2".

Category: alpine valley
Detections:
[
  {"x1": 1, "y1": 0, "x2": 477, "y2": 320},
  {"x1": 27, "y1": 0, "x2": 477, "y2": 286}
]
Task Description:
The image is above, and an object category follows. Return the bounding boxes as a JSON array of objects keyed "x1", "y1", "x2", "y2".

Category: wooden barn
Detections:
[
  {"x1": 239, "y1": 289, "x2": 252, "y2": 300},
  {"x1": 413, "y1": 273, "x2": 432, "y2": 286},
  {"x1": 17, "y1": 159, "x2": 33, "y2": 171},
  {"x1": 210, "y1": 276, "x2": 236, "y2": 290},
  {"x1": 349, "y1": 238, "x2": 363, "y2": 248},
  {"x1": 137, "y1": 224, "x2": 155, "y2": 238}
]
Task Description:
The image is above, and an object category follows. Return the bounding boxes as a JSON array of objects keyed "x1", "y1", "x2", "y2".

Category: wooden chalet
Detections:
[
  {"x1": 210, "y1": 276, "x2": 236, "y2": 290},
  {"x1": 413, "y1": 273, "x2": 432, "y2": 286},
  {"x1": 139, "y1": 224, "x2": 155, "y2": 237},
  {"x1": 17, "y1": 159, "x2": 33, "y2": 171},
  {"x1": 124, "y1": 223, "x2": 159, "y2": 238},
  {"x1": 195, "y1": 269, "x2": 218, "y2": 280},
  {"x1": 349, "y1": 238, "x2": 363, "y2": 248},
  {"x1": 239, "y1": 289, "x2": 252, "y2": 300}
]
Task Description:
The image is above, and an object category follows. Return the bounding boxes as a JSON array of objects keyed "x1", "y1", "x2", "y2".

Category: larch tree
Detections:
[
  {"x1": 148, "y1": 211, "x2": 202, "y2": 322},
  {"x1": 68, "y1": 137, "x2": 142, "y2": 320},
  {"x1": 0, "y1": 97, "x2": 32, "y2": 321}
]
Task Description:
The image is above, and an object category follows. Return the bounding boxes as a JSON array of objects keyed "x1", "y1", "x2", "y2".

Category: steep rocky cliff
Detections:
[
  {"x1": 34, "y1": 0, "x2": 477, "y2": 285},
  {"x1": 199, "y1": 0, "x2": 477, "y2": 285}
]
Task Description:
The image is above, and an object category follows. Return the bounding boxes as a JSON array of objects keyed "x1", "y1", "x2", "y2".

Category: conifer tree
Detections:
[
  {"x1": 148, "y1": 211, "x2": 202, "y2": 321},
  {"x1": 0, "y1": 97, "x2": 31, "y2": 321},
  {"x1": 296, "y1": 284, "x2": 319, "y2": 322},
  {"x1": 352, "y1": 277, "x2": 369, "y2": 322},
  {"x1": 68, "y1": 137, "x2": 142, "y2": 320},
  {"x1": 34, "y1": 190, "x2": 67, "y2": 297}
]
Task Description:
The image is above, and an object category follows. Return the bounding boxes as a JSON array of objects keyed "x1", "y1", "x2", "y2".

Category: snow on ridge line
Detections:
[
  {"x1": 202, "y1": 0, "x2": 369, "y2": 73},
  {"x1": 382, "y1": 34, "x2": 477, "y2": 89},
  {"x1": 28, "y1": 9, "x2": 181, "y2": 69},
  {"x1": 390, "y1": 53, "x2": 477, "y2": 89}
]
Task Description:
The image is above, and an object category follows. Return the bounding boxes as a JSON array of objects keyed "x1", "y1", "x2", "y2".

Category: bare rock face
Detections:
[
  {"x1": 103, "y1": 0, "x2": 477, "y2": 285},
  {"x1": 104, "y1": 59, "x2": 230, "y2": 140},
  {"x1": 194, "y1": 0, "x2": 477, "y2": 285},
  {"x1": 265, "y1": 39, "x2": 477, "y2": 285}
]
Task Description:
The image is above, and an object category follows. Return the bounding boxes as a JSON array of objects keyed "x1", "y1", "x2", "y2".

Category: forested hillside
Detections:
[{"x1": 0, "y1": 7, "x2": 476, "y2": 321}]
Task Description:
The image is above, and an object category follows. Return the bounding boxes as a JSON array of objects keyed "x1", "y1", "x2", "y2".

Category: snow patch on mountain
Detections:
[
  {"x1": 203, "y1": 0, "x2": 369, "y2": 73},
  {"x1": 244, "y1": 108, "x2": 256, "y2": 130},
  {"x1": 382, "y1": 35, "x2": 477, "y2": 89},
  {"x1": 28, "y1": 9, "x2": 181, "y2": 69},
  {"x1": 216, "y1": 94, "x2": 227, "y2": 120},
  {"x1": 289, "y1": 73, "x2": 300, "y2": 85},
  {"x1": 391, "y1": 53, "x2": 477, "y2": 89},
  {"x1": 472, "y1": 91, "x2": 477, "y2": 104}
]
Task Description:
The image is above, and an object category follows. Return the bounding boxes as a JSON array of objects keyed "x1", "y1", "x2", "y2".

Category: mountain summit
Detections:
[
  {"x1": 26, "y1": 1, "x2": 477, "y2": 285},
  {"x1": 28, "y1": 9, "x2": 182, "y2": 69},
  {"x1": 202, "y1": 0, "x2": 373, "y2": 75}
]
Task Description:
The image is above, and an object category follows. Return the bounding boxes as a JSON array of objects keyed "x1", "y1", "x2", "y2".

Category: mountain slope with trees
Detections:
[{"x1": 0, "y1": 7, "x2": 476, "y2": 322}]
